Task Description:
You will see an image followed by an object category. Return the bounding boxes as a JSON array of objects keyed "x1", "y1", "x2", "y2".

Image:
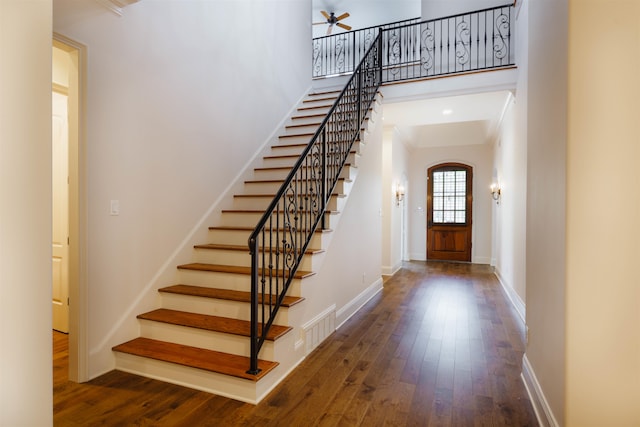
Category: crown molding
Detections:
[{"x1": 94, "y1": 0, "x2": 140, "y2": 16}]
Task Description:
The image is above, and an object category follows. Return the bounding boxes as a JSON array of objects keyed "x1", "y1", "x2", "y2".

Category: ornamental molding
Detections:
[{"x1": 94, "y1": 0, "x2": 140, "y2": 16}]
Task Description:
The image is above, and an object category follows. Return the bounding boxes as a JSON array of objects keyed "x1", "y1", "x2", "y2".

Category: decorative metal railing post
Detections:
[
  {"x1": 248, "y1": 236, "x2": 260, "y2": 375},
  {"x1": 321, "y1": 127, "x2": 327, "y2": 231}
]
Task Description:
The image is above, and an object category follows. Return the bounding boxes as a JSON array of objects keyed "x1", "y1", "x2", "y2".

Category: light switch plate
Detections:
[{"x1": 110, "y1": 200, "x2": 120, "y2": 216}]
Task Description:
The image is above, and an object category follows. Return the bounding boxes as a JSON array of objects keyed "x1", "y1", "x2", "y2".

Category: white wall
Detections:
[
  {"x1": 565, "y1": 1, "x2": 640, "y2": 425},
  {"x1": 302, "y1": 99, "x2": 384, "y2": 328},
  {"x1": 312, "y1": 0, "x2": 421, "y2": 38},
  {"x1": 53, "y1": 0, "x2": 312, "y2": 378},
  {"x1": 0, "y1": 1, "x2": 53, "y2": 425},
  {"x1": 407, "y1": 143, "x2": 493, "y2": 263},
  {"x1": 421, "y1": 0, "x2": 507, "y2": 19},
  {"x1": 491, "y1": 94, "x2": 527, "y2": 317},
  {"x1": 391, "y1": 128, "x2": 411, "y2": 269},
  {"x1": 523, "y1": 0, "x2": 567, "y2": 423},
  {"x1": 381, "y1": 127, "x2": 410, "y2": 275}
]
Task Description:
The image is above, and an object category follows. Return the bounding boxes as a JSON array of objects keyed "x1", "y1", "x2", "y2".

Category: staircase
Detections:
[{"x1": 112, "y1": 88, "x2": 381, "y2": 404}]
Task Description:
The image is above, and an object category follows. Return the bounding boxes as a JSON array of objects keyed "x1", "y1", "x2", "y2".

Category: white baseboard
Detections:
[
  {"x1": 494, "y1": 267, "x2": 526, "y2": 323},
  {"x1": 336, "y1": 278, "x2": 383, "y2": 329},
  {"x1": 521, "y1": 354, "x2": 560, "y2": 427},
  {"x1": 381, "y1": 261, "x2": 403, "y2": 276},
  {"x1": 409, "y1": 252, "x2": 426, "y2": 261}
]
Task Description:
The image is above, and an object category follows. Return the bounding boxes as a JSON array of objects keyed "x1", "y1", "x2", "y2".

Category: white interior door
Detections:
[{"x1": 52, "y1": 90, "x2": 69, "y2": 333}]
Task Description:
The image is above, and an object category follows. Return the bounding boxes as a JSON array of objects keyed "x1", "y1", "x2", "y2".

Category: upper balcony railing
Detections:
[{"x1": 313, "y1": 3, "x2": 515, "y2": 82}]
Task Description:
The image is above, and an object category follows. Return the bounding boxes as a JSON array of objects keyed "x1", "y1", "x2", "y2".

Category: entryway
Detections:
[
  {"x1": 52, "y1": 34, "x2": 86, "y2": 382},
  {"x1": 426, "y1": 163, "x2": 473, "y2": 262}
]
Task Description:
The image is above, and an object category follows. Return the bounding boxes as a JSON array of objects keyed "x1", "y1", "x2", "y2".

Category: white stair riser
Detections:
[
  {"x1": 232, "y1": 194, "x2": 344, "y2": 211},
  {"x1": 207, "y1": 228, "x2": 328, "y2": 250},
  {"x1": 276, "y1": 135, "x2": 313, "y2": 146},
  {"x1": 270, "y1": 143, "x2": 308, "y2": 156},
  {"x1": 139, "y1": 319, "x2": 272, "y2": 359},
  {"x1": 219, "y1": 211, "x2": 338, "y2": 228},
  {"x1": 192, "y1": 247, "x2": 319, "y2": 271},
  {"x1": 289, "y1": 115, "x2": 326, "y2": 126},
  {"x1": 243, "y1": 179, "x2": 349, "y2": 195},
  {"x1": 284, "y1": 123, "x2": 322, "y2": 134},
  {"x1": 253, "y1": 164, "x2": 357, "y2": 181},
  {"x1": 159, "y1": 292, "x2": 301, "y2": 326},
  {"x1": 176, "y1": 269, "x2": 304, "y2": 296},
  {"x1": 270, "y1": 140, "x2": 362, "y2": 157},
  {"x1": 301, "y1": 98, "x2": 337, "y2": 108},
  {"x1": 261, "y1": 152, "x2": 359, "y2": 168},
  {"x1": 296, "y1": 104, "x2": 332, "y2": 114}
]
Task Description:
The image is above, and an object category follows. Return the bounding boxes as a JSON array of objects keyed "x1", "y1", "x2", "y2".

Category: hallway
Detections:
[{"x1": 54, "y1": 261, "x2": 537, "y2": 426}]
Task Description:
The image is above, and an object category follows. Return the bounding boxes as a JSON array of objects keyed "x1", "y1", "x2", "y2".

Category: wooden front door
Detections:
[{"x1": 426, "y1": 163, "x2": 472, "y2": 262}]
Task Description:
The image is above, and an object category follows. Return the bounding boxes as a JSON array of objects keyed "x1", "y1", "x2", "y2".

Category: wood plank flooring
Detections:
[{"x1": 54, "y1": 261, "x2": 538, "y2": 426}]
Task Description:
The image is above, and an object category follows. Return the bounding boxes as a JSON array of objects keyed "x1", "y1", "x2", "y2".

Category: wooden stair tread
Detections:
[
  {"x1": 233, "y1": 193, "x2": 344, "y2": 199},
  {"x1": 193, "y1": 242, "x2": 325, "y2": 255},
  {"x1": 220, "y1": 208, "x2": 339, "y2": 215},
  {"x1": 177, "y1": 262, "x2": 316, "y2": 279},
  {"x1": 297, "y1": 104, "x2": 333, "y2": 111},
  {"x1": 303, "y1": 96, "x2": 337, "y2": 103},
  {"x1": 271, "y1": 142, "x2": 314, "y2": 149},
  {"x1": 159, "y1": 284, "x2": 305, "y2": 307},
  {"x1": 308, "y1": 90, "x2": 341, "y2": 96},
  {"x1": 112, "y1": 337, "x2": 277, "y2": 381},
  {"x1": 208, "y1": 225, "x2": 332, "y2": 233},
  {"x1": 244, "y1": 177, "x2": 351, "y2": 185},
  {"x1": 278, "y1": 132, "x2": 315, "y2": 138},
  {"x1": 137, "y1": 308, "x2": 292, "y2": 340},
  {"x1": 254, "y1": 163, "x2": 356, "y2": 172},
  {"x1": 282, "y1": 121, "x2": 367, "y2": 132},
  {"x1": 263, "y1": 151, "x2": 357, "y2": 160}
]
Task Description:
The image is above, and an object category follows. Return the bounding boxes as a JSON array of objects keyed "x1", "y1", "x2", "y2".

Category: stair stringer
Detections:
[{"x1": 112, "y1": 90, "x2": 384, "y2": 405}]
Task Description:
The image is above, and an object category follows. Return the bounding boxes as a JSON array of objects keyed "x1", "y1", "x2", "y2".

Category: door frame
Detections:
[
  {"x1": 53, "y1": 34, "x2": 89, "y2": 383},
  {"x1": 426, "y1": 162, "x2": 473, "y2": 262}
]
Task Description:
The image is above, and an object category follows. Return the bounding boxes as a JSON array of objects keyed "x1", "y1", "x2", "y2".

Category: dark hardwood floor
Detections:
[{"x1": 54, "y1": 261, "x2": 538, "y2": 426}]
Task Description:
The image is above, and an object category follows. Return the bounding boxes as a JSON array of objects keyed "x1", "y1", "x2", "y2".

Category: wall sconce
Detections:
[
  {"x1": 490, "y1": 183, "x2": 501, "y2": 204},
  {"x1": 395, "y1": 183, "x2": 405, "y2": 206}
]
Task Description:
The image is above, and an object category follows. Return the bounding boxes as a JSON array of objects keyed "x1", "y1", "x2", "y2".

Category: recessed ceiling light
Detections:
[{"x1": 442, "y1": 109, "x2": 453, "y2": 115}]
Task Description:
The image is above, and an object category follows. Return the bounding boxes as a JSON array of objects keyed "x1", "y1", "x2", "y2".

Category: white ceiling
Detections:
[{"x1": 381, "y1": 91, "x2": 513, "y2": 148}]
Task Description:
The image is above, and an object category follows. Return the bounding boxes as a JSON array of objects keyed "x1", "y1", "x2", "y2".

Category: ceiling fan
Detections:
[{"x1": 313, "y1": 11, "x2": 352, "y2": 35}]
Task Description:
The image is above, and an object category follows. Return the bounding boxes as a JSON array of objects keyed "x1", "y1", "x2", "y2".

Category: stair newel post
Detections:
[{"x1": 247, "y1": 235, "x2": 261, "y2": 375}]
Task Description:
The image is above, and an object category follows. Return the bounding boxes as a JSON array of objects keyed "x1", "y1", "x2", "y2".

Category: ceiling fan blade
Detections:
[
  {"x1": 336, "y1": 12, "x2": 350, "y2": 21},
  {"x1": 320, "y1": 10, "x2": 330, "y2": 20},
  {"x1": 337, "y1": 22, "x2": 352, "y2": 31},
  {"x1": 313, "y1": 22, "x2": 327, "y2": 25},
  {"x1": 326, "y1": 24, "x2": 334, "y2": 35}
]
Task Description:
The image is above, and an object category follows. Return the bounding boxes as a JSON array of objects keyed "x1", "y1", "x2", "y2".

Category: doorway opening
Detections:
[
  {"x1": 52, "y1": 35, "x2": 87, "y2": 383},
  {"x1": 426, "y1": 163, "x2": 473, "y2": 262}
]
